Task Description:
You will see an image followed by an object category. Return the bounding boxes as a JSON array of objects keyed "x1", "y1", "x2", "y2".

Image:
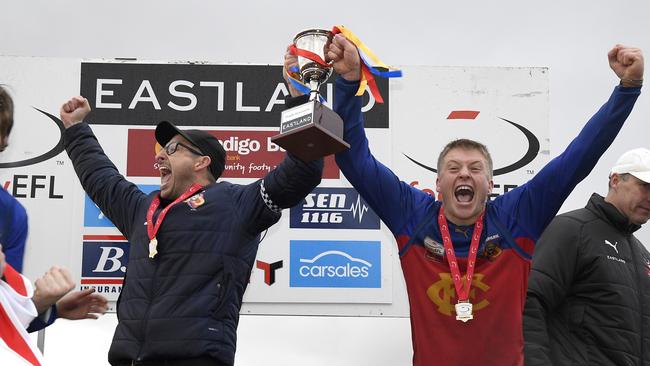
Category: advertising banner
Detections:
[{"x1": 0, "y1": 57, "x2": 548, "y2": 316}]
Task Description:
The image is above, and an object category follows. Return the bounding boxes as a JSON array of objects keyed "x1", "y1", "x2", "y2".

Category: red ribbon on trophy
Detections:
[{"x1": 287, "y1": 25, "x2": 402, "y2": 104}]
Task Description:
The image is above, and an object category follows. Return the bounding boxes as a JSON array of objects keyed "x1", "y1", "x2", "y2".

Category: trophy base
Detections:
[{"x1": 272, "y1": 100, "x2": 350, "y2": 162}]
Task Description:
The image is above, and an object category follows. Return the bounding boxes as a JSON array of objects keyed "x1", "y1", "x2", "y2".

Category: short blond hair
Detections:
[{"x1": 437, "y1": 139, "x2": 493, "y2": 179}]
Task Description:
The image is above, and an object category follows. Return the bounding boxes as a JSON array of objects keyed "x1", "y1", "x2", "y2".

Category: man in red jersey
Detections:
[{"x1": 284, "y1": 38, "x2": 643, "y2": 365}]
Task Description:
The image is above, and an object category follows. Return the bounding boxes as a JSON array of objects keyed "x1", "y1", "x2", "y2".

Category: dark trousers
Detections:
[{"x1": 112, "y1": 356, "x2": 228, "y2": 366}]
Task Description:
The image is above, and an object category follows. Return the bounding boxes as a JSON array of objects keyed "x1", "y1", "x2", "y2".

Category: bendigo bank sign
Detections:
[{"x1": 125, "y1": 129, "x2": 341, "y2": 179}]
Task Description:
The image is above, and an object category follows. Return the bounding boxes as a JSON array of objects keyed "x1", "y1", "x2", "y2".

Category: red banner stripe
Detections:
[
  {"x1": 2, "y1": 265, "x2": 27, "y2": 297},
  {"x1": 0, "y1": 304, "x2": 41, "y2": 366},
  {"x1": 126, "y1": 129, "x2": 340, "y2": 179},
  {"x1": 83, "y1": 235, "x2": 126, "y2": 241},
  {"x1": 80, "y1": 279, "x2": 124, "y2": 285},
  {"x1": 447, "y1": 110, "x2": 480, "y2": 120}
]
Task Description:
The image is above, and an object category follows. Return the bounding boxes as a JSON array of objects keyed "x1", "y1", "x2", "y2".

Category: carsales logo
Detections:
[
  {"x1": 125, "y1": 129, "x2": 340, "y2": 179},
  {"x1": 290, "y1": 240, "x2": 381, "y2": 288}
]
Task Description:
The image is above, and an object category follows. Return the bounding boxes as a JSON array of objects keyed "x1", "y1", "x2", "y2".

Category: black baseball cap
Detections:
[{"x1": 155, "y1": 121, "x2": 227, "y2": 180}]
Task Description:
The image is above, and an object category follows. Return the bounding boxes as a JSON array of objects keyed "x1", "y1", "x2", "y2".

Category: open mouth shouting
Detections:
[
  {"x1": 159, "y1": 165, "x2": 172, "y2": 191},
  {"x1": 455, "y1": 184, "x2": 475, "y2": 204}
]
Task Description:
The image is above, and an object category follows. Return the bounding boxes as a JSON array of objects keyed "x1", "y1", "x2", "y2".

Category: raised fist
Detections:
[
  {"x1": 608, "y1": 45, "x2": 644, "y2": 86},
  {"x1": 59, "y1": 96, "x2": 91, "y2": 128}
]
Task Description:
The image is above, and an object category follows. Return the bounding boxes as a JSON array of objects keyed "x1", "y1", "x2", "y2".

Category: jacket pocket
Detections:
[
  {"x1": 567, "y1": 303, "x2": 591, "y2": 365},
  {"x1": 212, "y1": 271, "x2": 231, "y2": 319}
]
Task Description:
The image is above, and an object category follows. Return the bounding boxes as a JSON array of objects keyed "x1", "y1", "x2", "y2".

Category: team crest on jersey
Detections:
[
  {"x1": 424, "y1": 236, "x2": 445, "y2": 262},
  {"x1": 482, "y1": 241, "x2": 503, "y2": 261},
  {"x1": 185, "y1": 193, "x2": 206, "y2": 210},
  {"x1": 427, "y1": 272, "x2": 491, "y2": 316}
]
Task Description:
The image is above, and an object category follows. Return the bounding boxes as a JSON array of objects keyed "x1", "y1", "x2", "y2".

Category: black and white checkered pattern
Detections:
[{"x1": 260, "y1": 180, "x2": 281, "y2": 213}]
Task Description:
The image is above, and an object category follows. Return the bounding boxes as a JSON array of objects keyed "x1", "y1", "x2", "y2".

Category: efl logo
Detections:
[
  {"x1": 84, "y1": 184, "x2": 159, "y2": 227},
  {"x1": 290, "y1": 240, "x2": 381, "y2": 288},
  {"x1": 2, "y1": 175, "x2": 64, "y2": 199},
  {"x1": 125, "y1": 129, "x2": 340, "y2": 179},
  {"x1": 80, "y1": 236, "x2": 130, "y2": 297},
  {"x1": 289, "y1": 188, "x2": 380, "y2": 230}
]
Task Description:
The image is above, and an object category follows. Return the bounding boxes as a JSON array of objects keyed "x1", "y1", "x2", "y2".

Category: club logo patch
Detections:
[
  {"x1": 185, "y1": 193, "x2": 206, "y2": 210},
  {"x1": 424, "y1": 236, "x2": 445, "y2": 261},
  {"x1": 482, "y1": 241, "x2": 503, "y2": 261}
]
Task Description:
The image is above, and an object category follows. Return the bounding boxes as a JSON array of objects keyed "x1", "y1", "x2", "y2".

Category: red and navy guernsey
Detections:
[{"x1": 333, "y1": 77, "x2": 641, "y2": 366}]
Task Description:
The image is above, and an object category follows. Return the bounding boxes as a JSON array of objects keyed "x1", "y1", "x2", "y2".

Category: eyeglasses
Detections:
[{"x1": 164, "y1": 141, "x2": 204, "y2": 156}]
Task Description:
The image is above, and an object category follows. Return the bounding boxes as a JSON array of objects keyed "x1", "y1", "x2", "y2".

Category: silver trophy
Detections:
[
  {"x1": 271, "y1": 29, "x2": 350, "y2": 162},
  {"x1": 295, "y1": 29, "x2": 334, "y2": 99}
]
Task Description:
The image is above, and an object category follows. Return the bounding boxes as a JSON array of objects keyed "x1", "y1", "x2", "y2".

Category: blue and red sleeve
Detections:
[{"x1": 494, "y1": 85, "x2": 641, "y2": 241}]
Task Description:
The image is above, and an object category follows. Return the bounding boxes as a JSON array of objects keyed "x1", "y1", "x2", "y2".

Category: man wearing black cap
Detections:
[{"x1": 59, "y1": 96, "x2": 323, "y2": 366}]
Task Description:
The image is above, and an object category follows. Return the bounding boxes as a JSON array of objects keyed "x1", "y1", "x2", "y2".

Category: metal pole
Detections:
[{"x1": 37, "y1": 328, "x2": 46, "y2": 353}]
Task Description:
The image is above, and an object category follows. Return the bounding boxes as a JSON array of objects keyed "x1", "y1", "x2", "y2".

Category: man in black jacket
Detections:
[
  {"x1": 59, "y1": 96, "x2": 323, "y2": 366},
  {"x1": 524, "y1": 148, "x2": 650, "y2": 365}
]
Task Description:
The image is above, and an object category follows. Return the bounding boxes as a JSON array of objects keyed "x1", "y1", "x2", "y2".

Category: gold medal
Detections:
[
  {"x1": 455, "y1": 301, "x2": 473, "y2": 323},
  {"x1": 146, "y1": 185, "x2": 202, "y2": 260},
  {"x1": 149, "y1": 237, "x2": 158, "y2": 258},
  {"x1": 438, "y1": 207, "x2": 484, "y2": 323}
]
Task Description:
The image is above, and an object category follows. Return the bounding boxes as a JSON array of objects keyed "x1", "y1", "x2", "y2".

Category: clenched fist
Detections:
[
  {"x1": 327, "y1": 34, "x2": 361, "y2": 82},
  {"x1": 32, "y1": 266, "x2": 75, "y2": 314},
  {"x1": 60, "y1": 96, "x2": 91, "y2": 129},
  {"x1": 608, "y1": 45, "x2": 644, "y2": 87},
  {"x1": 283, "y1": 44, "x2": 303, "y2": 98}
]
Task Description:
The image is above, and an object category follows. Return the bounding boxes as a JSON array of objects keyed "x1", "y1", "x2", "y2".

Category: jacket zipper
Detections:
[
  {"x1": 630, "y1": 236, "x2": 645, "y2": 364},
  {"x1": 134, "y1": 215, "x2": 161, "y2": 361}
]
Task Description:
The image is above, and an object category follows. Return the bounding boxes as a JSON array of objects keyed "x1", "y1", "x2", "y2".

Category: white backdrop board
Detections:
[
  {"x1": 2, "y1": 3, "x2": 648, "y2": 365},
  {"x1": 0, "y1": 56, "x2": 548, "y2": 318}
]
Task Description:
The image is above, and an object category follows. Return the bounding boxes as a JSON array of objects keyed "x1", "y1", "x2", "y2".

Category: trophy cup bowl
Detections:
[
  {"x1": 271, "y1": 29, "x2": 350, "y2": 162},
  {"x1": 294, "y1": 29, "x2": 334, "y2": 95}
]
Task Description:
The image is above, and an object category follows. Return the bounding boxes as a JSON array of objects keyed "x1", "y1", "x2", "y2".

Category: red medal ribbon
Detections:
[
  {"x1": 438, "y1": 206, "x2": 484, "y2": 302},
  {"x1": 146, "y1": 184, "x2": 203, "y2": 243}
]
